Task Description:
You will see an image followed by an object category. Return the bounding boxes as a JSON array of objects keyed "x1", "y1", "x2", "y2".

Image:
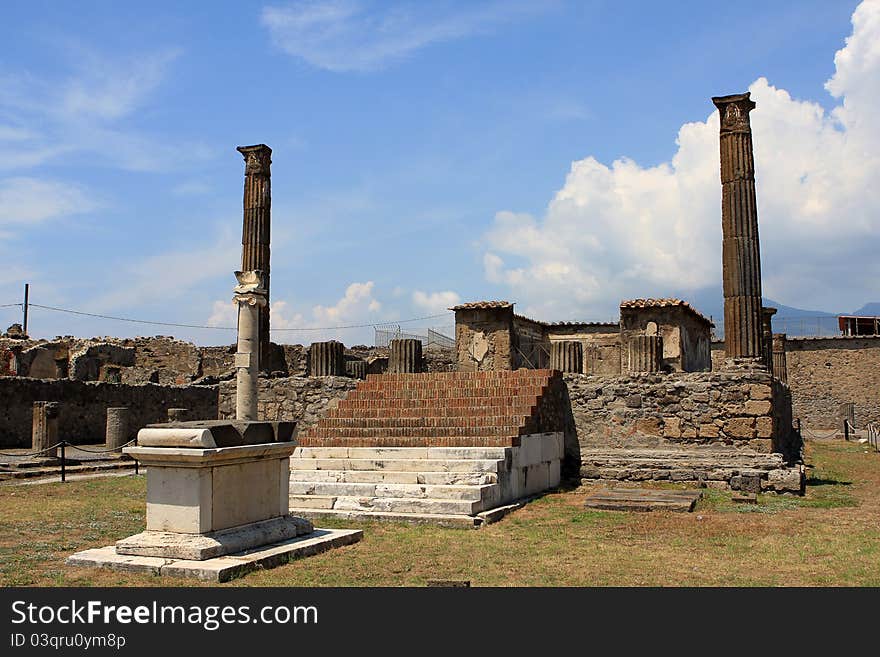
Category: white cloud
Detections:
[
  {"x1": 261, "y1": 0, "x2": 541, "y2": 72},
  {"x1": 482, "y1": 0, "x2": 880, "y2": 319},
  {"x1": 412, "y1": 289, "x2": 460, "y2": 313},
  {"x1": 0, "y1": 177, "x2": 97, "y2": 227}
]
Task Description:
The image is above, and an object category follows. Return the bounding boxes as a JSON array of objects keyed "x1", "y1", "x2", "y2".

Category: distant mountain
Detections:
[
  {"x1": 851, "y1": 302, "x2": 880, "y2": 316},
  {"x1": 763, "y1": 298, "x2": 838, "y2": 319}
]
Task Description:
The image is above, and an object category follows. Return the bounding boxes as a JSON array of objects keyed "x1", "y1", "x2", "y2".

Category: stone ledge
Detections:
[{"x1": 67, "y1": 528, "x2": 363, "y2": 583}]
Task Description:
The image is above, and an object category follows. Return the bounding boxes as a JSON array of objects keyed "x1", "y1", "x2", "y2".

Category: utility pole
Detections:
[{"x1": 22, "y1": 283, "x2": 29, "y2": 337}]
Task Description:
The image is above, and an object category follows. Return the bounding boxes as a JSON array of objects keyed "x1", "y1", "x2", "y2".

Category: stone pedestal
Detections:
[
  {"x1": 628, "y1": 335, "x2": 662, "y2": 373},
  {"x1": 32, "y1": 401, "x2": 60, "y2": 457},
  {"x1": 388, "y1": 339, "x2": 423, "y2": 374},
  {"x1": 105, "y1": 407, "x2": 130, "y2": 449},
  {"x1": 309, "y1": 341, "x2": 345, "y2": 376},
  {"x1": 713, "y1": 92, "x2": 764, "y2": 361},
  {"x1": 550, "y1": 341, "x2": 583, "y2": 373},
  {"x1": 118, "y1": 424, "x2": 311, "y2": 560}
]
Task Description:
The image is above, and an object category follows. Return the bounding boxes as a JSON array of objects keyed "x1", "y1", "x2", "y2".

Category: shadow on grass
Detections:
[{"x1": 806, "y1": 476, "x2": 852, "y2": 486}]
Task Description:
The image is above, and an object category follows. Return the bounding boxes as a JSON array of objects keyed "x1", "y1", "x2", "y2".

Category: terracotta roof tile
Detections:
[
  {"x1": 450, "y1": 300, "x2": 513, "y2": 311},
  {"x1": 619, "y1": 298, "x2": 713, "y2": 326}
]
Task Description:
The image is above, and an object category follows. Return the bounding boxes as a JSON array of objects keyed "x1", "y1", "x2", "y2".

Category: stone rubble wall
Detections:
[
  {"x1": 0, "y1": 377, "x2": 218, "y2": 448},
  {"x1": 218, "y1": 376, "x2": 359, "y2": 433},
  {"x1": 562, "y1": 371, "x2": 791, "y2": 454}
]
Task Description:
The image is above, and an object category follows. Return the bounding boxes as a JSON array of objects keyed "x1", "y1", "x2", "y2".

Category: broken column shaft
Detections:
[
  {"x1": 237, "y1": 144, "x2": 272, "y2": 371},
  {"x1": 309, "y1": 341, "x2": 346, "y2": 376},
  {"x1": 389, "y1": 339, "x2": 423, "y2": 374},
  {"x1": 105, "y1": 407, "x2": 130, "y2": 449},
  {"x1": 627, "y1": 335, "x2": 663, "y2": 373},
  {"x1": 233, "y1": 270, "x2": 268, "y2": 421},
  {"x1": 550, "y1": 341, "x2": 583, "y2": 373},
  {"x1": 712, "y1": 92, "x2": 764, "y2": 361},
  {"x1": 32, "y1": 401, "x2": 60, "y2": 457}
]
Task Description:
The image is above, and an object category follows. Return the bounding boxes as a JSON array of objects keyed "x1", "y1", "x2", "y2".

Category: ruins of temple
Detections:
[{"x1": 4, "y1": 92, "x2": 880, "y2": 527}]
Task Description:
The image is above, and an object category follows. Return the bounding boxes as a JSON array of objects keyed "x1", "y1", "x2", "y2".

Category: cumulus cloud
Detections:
[
  {"x1": 208, "y1": 280, "x2": 386, "y2": 344},
  {"x1": 412, "y1": 289, "x2": 460, "y2": 313},
  {"x1": 482, "y1": 0, "x2": 880, "y2": 320},
  {"x1": 261, "y1": 0, "x2": 542, "y2": 72}
]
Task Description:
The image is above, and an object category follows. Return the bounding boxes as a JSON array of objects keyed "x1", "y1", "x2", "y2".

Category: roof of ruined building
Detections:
[
  {"x1": 619, "y1": 298, "x2": 713, "y2": 326},
  {"x1": 544, "y1": 320, "x2": 619, "y2": 328},
  {"x1": 450, "y1": 300, "x2": 513, "y2": 311}
]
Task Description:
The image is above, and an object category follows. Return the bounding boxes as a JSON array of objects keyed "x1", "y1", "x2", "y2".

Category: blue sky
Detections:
[{"x1": 1, "y1": 0, "x2": 876, "y2": 345}]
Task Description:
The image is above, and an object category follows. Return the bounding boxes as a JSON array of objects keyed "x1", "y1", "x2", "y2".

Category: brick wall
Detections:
[{"x1": 0, "y1": 378, "x2": 218, "y2": 448}]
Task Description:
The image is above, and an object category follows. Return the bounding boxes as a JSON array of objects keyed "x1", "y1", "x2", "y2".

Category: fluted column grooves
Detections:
[
  {"x1": 310, "y1": 341, "x2": 345, "y2": 377},
  {"x1": 389, "y1": 339, "x2": 423, "y2": 374},
  {"x1": 713, "y1": 93, "x2": 764, "y2": 361},
  {"x1": 550, "y1": 341, "x2": 583, "y2": 373},
  {"x1": 628, "y1": 335, "x2": 662, "y2": 373},
  {"x1": 237, "y1": 144, "x2": 272, "y2": 371},
  {"x1": 346, "y1": 360, "x2": 367, "y2": 379},
  {"x1": 772, "y1": 333, "x2": 788, "y2": 384}
]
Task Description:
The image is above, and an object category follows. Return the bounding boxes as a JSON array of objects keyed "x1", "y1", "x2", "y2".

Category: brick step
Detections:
[
  {"x1": 325, "y1": 404, "x2": 537, "y2": 419},
  {"x1": 297, "y1": 436, "x2": 519, "y2": 448},
  {"x1": 294, "y1": 446, "x2": 512, "y2": 460},
  {"x1": 288, "y1": 469, "x2": 498, "y2": 486},
  {"x1": 288, "y1": 494, "x2": 487, "y2": 516},
  {"x1": 345, "y1": 386, "x2": 547, "y2": 399},
  {"x1": 334, "y1": 397, "x2": 540, "y2": 411},
  {"x1": 312, "y1": 415, "x2": 531, "y2": 430},
  {"x1": 362, "y1": 370, "x2": 554, "y2": 384},
  {"x1": 290, "y1": 457, "x2": 509, "y2": 473},
  {"x1": 302, "y1": 426, "x2": 521, "y2": 439},
  {"x1": 289, "y1": 481, "x2": 499, "y2": 503}
]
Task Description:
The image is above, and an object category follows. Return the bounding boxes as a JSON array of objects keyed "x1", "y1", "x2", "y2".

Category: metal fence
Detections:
[
  {"x1": 374, "y1": 326, "x2": 455, "y2": 349},
  {"x1": 714, "y1": 316, "x2": 849, "y2": 339}
]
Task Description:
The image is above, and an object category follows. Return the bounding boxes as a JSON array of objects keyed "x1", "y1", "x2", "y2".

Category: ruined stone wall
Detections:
[
  {"x1": 547, "y1": 325, "x2": 621, "y2": 375},
  {"x1": 784, "y1": 336, "x2": 880, "y2": 429},
  {"x1": 455, "y1": 308, "x2": 514, "y2": 372},
  {"x1": 620, "y1": 306, "x2": 711, "y2": 372},
  {"x1": 512, "y1": 315, "x2": 549, "y2": 369},
  {"x1": 218, "y1": 376, "x2": 358, "y2": 433},
  {"x1": 0, "y1": 378, "x2": 218, "y2": 448},
  {"x1": 562, "y1": 371, "x2": 787, "y2": 455}
]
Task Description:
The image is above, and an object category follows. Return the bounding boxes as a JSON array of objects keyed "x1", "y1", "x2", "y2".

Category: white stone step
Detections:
[
  {"x1": 289, "y1": 481, "x2": 499, "y2": 503},
  {"x1": 290, "y1": 457, "x2": 507, "y2": 473},
  {"x1": 294, "y1": 446, "x2": 512, "y2": 460},
  {"x1": 289, "y1": 494, "x2": 488, "y2": 515},
  {"x1": 289, "y1": 469, "x2": 497, "y2": 486}
]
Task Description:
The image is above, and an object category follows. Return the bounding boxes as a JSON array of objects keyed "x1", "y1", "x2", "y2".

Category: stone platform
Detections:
[
  {"x1": 584, "y1": 487, "x2": 702, "y2": 512},
  {"x1": 67, "y1": 528, "x2": 363, "y2": 582}
]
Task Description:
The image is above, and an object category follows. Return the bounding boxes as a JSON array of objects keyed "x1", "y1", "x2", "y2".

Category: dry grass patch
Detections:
[{"x1": 1, "y1": 441, "x2": 878, "y2": 586}]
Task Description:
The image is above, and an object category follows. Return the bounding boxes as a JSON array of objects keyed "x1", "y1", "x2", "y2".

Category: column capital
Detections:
[
  {"x1": 237, "y1": 144, "x2": 272, "y2": 175},
  {"x1": 712, "y1": 92, "x2": 755, "y2": 134},
  {"x1": 232, "y1": 270, "x2": 268, "y2": 306}
]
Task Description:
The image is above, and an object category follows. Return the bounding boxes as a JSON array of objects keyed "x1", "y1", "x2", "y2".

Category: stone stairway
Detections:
[{"x1": 289, "y1": 370, "x2": 565, "y2": 527}]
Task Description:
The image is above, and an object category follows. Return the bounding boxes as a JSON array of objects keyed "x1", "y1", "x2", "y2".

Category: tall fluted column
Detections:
[
  {"x1": 233, "y1": 270, "x2": 268, "y2": 421},
  {"x1": 237, "y1": 144, "x2": 272, "y2": 371},
  {"x1": 712, "y1": 93, "x2": 764, "y2": 361},
  {"x1": 550, "y1": 341, "x2": 583, "y2": 373},
  {"x1": 389, "y1": 339, "x2": 423, "y2": 374}
]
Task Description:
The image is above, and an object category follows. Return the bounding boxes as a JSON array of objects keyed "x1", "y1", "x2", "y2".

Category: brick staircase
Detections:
[{"x1": 289, "y1": 370, "x2": 564, "y2": 527}]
